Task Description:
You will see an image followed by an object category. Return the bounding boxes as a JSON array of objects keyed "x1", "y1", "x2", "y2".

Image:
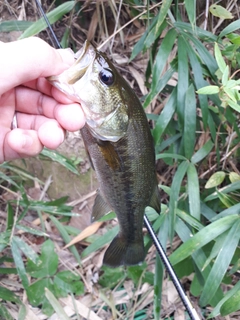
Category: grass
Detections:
[{"x1": 1, "y1": 0, "x2": 240, "y2": 319}]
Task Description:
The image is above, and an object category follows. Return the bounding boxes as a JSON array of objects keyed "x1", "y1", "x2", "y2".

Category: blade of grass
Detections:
[{"x1": 199, "y1": 219, "x2": 240, "y2": 306}]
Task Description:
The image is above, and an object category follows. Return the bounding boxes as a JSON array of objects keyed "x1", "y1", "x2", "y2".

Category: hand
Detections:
[{"x1": 0, "y1": 37, "x2": 85, "y2": 163}]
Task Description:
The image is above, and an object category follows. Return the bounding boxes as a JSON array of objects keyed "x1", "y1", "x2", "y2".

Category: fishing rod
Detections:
[{"x1": 35, "y1": 1, "x2": 200, "y2": 319}]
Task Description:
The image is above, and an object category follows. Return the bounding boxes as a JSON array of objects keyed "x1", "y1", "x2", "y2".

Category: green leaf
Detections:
[
  {"x1": 40, "y1": 148, "x2": 79, "y2": 175},
  {"x1": 205, "y1": 171, "x2": 226, "y2": 188},
  {"x1": 0, "y1": 304, "x2": 14, "y2": 320},
  {"x1": 184, "y1": 84, "x2": 196, "y2": 158},
  {"x1": 49, "y1": 216, "x2": 81, "y2": 264},
  {"x1": 81, "y1": 225, "x2": 119, "y2": 258},
  {"x1": 200, "y1": 219, "x2": 240, "y2": 306},
  {"x1": 227, "y1": 98, "x2": 240, "y2": 113},
  {"x1": 229, "y1": 172, "x2": 240, "y2": 183},
  {"x1": 169, "y1": 215, "x2": 239, "y2": 265},
  {"x1": 144, "y1": 0, "x2": 173, "y2": 49},
  {"x1": 26, "y1": 240, "x2": 58, "y2": 278},
  {"x1": 219, "y1": 20, "x2": 240, "y2": 39},
  {"x1": 27, "y1": 278, "x2": 54, "y2": 316},
  {"x1": 0, "y1": 20, "x2": 32, "y2": 32},
  {"x1": 197, "y1": 85, "x2": 220, "y2": 95},
  {"x1": 177, "y1": 35, "x2": 189, "y2": 126},
  {"x1": 209, "y1": 4, "x2": 233, "y2": 20},
  {"x1": 191, "y1": 140, "x2": 214, "y2": 164},
  {"x1": 0, "y1": 286, "x2": 22, "y2": 304},
  {"x1": 169, "y1": 161, "x2": 189, "y2": 241},
  {"x1": 6, "y1": 203, "x2": 14, "y2": 231},
  {"x1": 222, "y1": 66, "x2": 229, "y2": 86},
  {"x1": 99, "y1": 265, "x2": 124, "y2": 288},
  {"x1": 19, "y1": 1, "x2": 75, "y2": 39},
  {"x1": 144, "y1": 28, "x2": 178, "y2": 107},
  {"x1": 210, "y1": 281, "x2": 240, "y2": 317},
  {"x1": 214, "y1": 42, "x2": 227, "y2": 74},
  {"x1": 184, "y1": 0, "x2": 196, "y2": 26},
  {"x1": 11, "y1": 237, "x2": 29, "y2": 290},
  {"x1": 45, "y1": 288, "x2": 69, "y2": 320},
  {"x1": 187, "y1": 163, "x2": 200, "y2": 220},
  {"x1": 187, "y1": 41, "x2": 209, "y2": 127},
  {"x1": 152, "y1": 87, "x2": 177, "y2": 144},
  {"x1": 54, "y1": 271, "x2": 84, "y2": 296},
  {"x1": 12, "y1": 236, "x2": 40, "y2": 264}
]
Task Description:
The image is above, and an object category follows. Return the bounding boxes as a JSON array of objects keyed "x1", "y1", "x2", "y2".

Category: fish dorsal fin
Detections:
[
  {"x1": 92, "y1": 191, "x2": 112, "y2": 222},
  {"x1": 149, "y1": 185, "x2": 161, "y2": 214}
]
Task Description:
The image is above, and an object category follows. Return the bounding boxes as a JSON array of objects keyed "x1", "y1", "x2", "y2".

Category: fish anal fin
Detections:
[
  {"x1": 92, "y1": 191, "x2": 112, "y2": 222},
  {"x1": 103, "y1": 235, "x2": 145, "y2": 267},
  {"x1": 149, "y1": 185, "x2": 161, "y2": 214}
]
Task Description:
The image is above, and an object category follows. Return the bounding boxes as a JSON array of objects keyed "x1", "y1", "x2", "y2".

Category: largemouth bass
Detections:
[{"x1": 49, "y1": 41, "x2": 160, "y2": 267}]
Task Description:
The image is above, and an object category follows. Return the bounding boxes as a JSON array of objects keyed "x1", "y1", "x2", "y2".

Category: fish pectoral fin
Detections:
[
  {"x1": 149, "y1": 185, "x2": 161, "y2": 214},
  {"x1": 103, "y1": 235, "x2": 145, "y2": 267},
  {"x1": 97, "y1": 140, "x2": 121, "y2": 170},
  {"x1": 91, "y1": 191, "x2": 112, "y2": 222}
]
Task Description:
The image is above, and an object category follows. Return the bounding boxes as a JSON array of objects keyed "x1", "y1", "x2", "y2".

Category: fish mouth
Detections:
[
  {"x1": 48, "y1": 40, "x2": 96, "y2": 87},
  {"x1": 67, "y1": 41, "x2": 96, "y2": 84}
]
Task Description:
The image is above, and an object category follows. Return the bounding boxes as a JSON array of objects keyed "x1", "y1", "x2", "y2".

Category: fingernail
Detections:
[{"x1": 59, "y1": 48, "x2": 75, "y2": 66}]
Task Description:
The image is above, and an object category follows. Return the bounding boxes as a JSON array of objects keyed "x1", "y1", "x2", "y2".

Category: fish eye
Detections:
[{"x1": 99, "y1": 69, "x2": 115, "y2": 86}]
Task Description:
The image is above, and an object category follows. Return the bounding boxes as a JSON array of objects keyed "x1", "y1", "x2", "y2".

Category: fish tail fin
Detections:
[{"x1": 103, "y1": 235, "x2": 145, "y2": 267}]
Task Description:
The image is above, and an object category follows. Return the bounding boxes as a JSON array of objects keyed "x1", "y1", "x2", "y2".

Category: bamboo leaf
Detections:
[
  {"x1": 12, "y1": 236, "x2": 40, "y2": 264},
  {"x1": 214, "y1": 43, "x2": 227, "y2": 74},
  {"x1": 187, "y1": 163, "x2": 200, "y2": 220},
  {"x1": 169, "y1": 161, "x2": 189, "y2": 241},
  {"x1": 45, "y1": 288, "x2": 70, "y2": 320},
  {"x1": 0, "y1": 20, "x2": 32, "y2": 32},
  {"x1": 144, "y1": 0, "x2": 173, "y2": 49},
  {"x1": 200, "y1": 219, "x2": 240, "y2": 306},
  {"x1": 11, "y1": 237, "x2": 29, "y2": 289},
  {"x1": 177, "y1": 35, "x2": 189, "y2": 126},
  {"x1": 218, "y1": 20, "x2": 240, "y2": 38},
  {"x1": 19, "y1": 1, "x2": 75, "y2": 39},
  {"x1": 210, "y1": 282, "x2": 240, "y2": 317},
  {"x1": 40, "y1": 148, "x2": 79, "y2": 175},
  {"x1": 152, "y1": 88, "x2": 177, "y2": 144},
  {"x1": 144, "y1": 28, "x2": 177, "y2": 107},
  {"x1": 191, "y1": 140, "x2": 214, "y2": 164},
  {"x1": 49, "y1": 216, "x2": 81, "y2": 265},
  {"x1": 184, "y1": 0, "x2": 196, "y2": 26},
  {"x1": 184, "y1": 84, "x2": 196, "y2": 159},
  {"x1": 170, "y1": 215, "x2": 239, "y2": 265}
]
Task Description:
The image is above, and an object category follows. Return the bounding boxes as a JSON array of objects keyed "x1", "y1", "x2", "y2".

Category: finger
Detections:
[
  {"x1": 14, "y1": 87, "x2": 85, "y2": 131},
  {"x1": 16, "y1": 115, "x2": 65, "y2": 149},
  {"x1": 4, "y1": 129, "x2": 43, "y2": 161},
  {"x1": 0, "y1": 37, "x2": 74, "y2": 94}
]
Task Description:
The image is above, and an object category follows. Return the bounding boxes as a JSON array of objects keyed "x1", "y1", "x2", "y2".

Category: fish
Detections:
[{"x1": 48, "y1": 41, "x2": 161, "y2": 267}]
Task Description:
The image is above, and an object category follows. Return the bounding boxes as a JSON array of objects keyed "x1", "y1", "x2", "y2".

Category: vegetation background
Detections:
[{"x1": 0, "y1": 0, "x2": 240, "y2": 319}]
